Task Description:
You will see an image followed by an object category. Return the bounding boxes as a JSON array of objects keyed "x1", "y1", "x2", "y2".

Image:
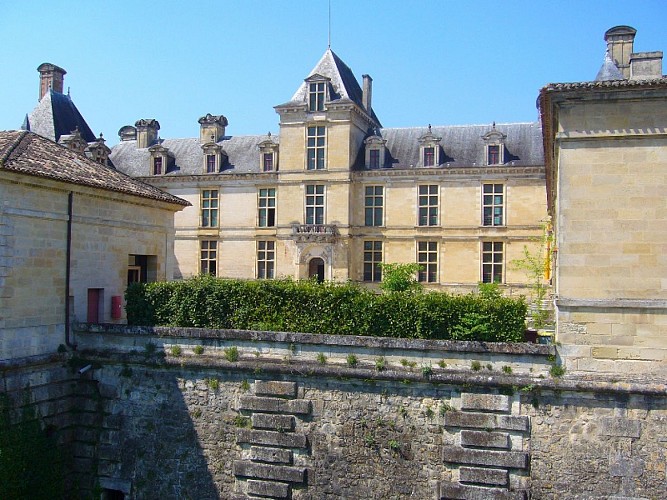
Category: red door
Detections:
[{"x1": 87, "y1": 289, "x2": 100, "y2": 323}]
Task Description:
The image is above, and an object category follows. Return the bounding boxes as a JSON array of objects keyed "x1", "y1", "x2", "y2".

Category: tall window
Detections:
[
  {"x1": 487, "y1": 145, "x2": 501, "y2": 165},
  {"x1": 206, "y1": 154, "x2": 216, "y2": 173},
  {"x1": 482, "y1": 241, "x2": 504, "y2": 283},
  {"x1": 305, "y1": 185, "x2": 325, "y2": 225},
  {"x1": 153, "y1": 157, "x2": 162, "y2": 175},
  {"x1": 369, "y1": 149, "x2": 380, "y2": 169},
  {"x1": 307, "y1": 126, "x2": 325, "y2": 170},
  {"x1": 483, "y1": 184, "x2": 504, "y2": 226},
  {"x1": 364, "y1": 186, "x2": 384, "y2": 226},
  {"x1": 423, "y1": 147, "x2": 435, "y2": 167},
  {"x1": 309, "y1": 82, "x2": 325, "y2": 111},
  {"x1": 363, "y1": 241, "x2": 383, "y2": 282},
  {"x1": 263, "y1": 153, "x2": 274, "y2": 172},
  {"x1": 258, "y1": 188, "x2": 276, "y2": 227},
  {"x1": 418, "y1": 185, "x2": 439, "y2": 226},
  {"x1": 417, "y1": 241, "x2": 438, "y2": 283},
  {"x1": 201, "y1": 189, "x2": 219, "y2": 227},
  {"x1": 257, "y1": 241, "x2": 275, "y2": 279},
  {"x1": 200, "y1": 240, "x2": 217, "y2": 276}
]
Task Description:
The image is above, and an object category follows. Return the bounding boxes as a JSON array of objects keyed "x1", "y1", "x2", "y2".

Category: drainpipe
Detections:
[{"x1": 65, "y1": 191, "x2": 76, "y2": 349}]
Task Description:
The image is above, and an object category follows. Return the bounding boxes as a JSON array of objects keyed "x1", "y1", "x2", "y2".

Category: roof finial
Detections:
[
  {"x1": 328, "y1": 0, "x2": 331, "y2": 48},
  {"x1": 492, "y1": 121, "x2": 496, "y2": 129},
  {"x1": 428, "y1": 124, "x2": 432, "y2": 133},
  {"x1": 267, "y1": 131, "x2": 272, "y2": 138}
]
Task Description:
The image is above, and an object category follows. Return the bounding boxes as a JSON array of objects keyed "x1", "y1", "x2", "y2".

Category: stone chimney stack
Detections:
[
  {"x1": 604, "y1": 26, "x2": 636, "y2": 79},
  {"x1": 630, "y1": 51, "x2": 663, "y2": 80},
  {"x1": 362, "y1": 74, "x2": 373, "y2": 112},
  {"x1": 37, "y1": 63, "x2": 67, "y2": 101},
  {"x1": 198, "y1": 114, "x2": 228, "y2": 144},
  {"x1": 134, "y1": 119, "x2": 160, "y2": 148}
]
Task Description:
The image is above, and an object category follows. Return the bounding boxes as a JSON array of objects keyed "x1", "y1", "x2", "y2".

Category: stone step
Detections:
[
  {"x1": 438, "y1": 481, "x2": 526, "y2": 500},
  {"x1": 442, "y1": 445, "x2": 528, "y2": 469},
  {"x1": 460, "y1": 430, "x2": 510, "y2": 449},
  {"x1": 444, "y1": 412, "x2": 529, "y2": 432},
  {"x1": 233, "y1": 460, "x2": 306, "y2": 484},
  {"x1": 237, "y1": 429, "x2": 307, "y2": 449},
  {"x1": 254, "y1": 381, "x2": 298, "y2": 399},
  {"x1": 252, "y1": 413, "x2": 295, "y2": 432},
  {"x1": 460, "y1": 466, "x2": 509, "y2": 486},
  {"x1": 461, "y1": 393, "x2": 510, "y2": 413},
  {"x1": 247, "y1": 479, "x2": 291, "y2": 499},
  {"x1": 239, "y1": 396, "x2": 311, "y2": 415},
  {"x1": 251, "y1": 446, "x2": 293, "y2": 465}
]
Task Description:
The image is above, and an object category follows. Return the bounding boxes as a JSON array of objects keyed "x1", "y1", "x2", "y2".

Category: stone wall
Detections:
[{"x1": 4, "y1": 326, "x2": 665, "y2": 498}]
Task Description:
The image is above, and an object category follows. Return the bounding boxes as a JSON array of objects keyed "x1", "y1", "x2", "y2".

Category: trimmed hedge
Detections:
[{"x1": 125, "y1": 276, "x2": 527, "y2": 342}]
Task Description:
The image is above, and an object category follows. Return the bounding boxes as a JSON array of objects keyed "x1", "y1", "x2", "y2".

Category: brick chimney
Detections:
[
  {"x1": 362, "y1": 74, "x2": 373, "y2": 112},
  {"x1": 37, "y1": 63, "x2": 67, "y2": 101},
  {"x1": 604, "y1": 26, "x2": 636, "y2": 79}
]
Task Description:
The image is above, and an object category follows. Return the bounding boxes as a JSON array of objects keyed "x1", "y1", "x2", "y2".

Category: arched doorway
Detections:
[{"x1": 308, "y1": 257, "x2": 325, "y2": 282}]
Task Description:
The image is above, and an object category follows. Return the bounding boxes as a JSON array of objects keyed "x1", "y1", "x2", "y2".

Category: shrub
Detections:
[
  {"x1": 378, "y1": 263, "x2": 422, "y2": 293},
  {"x1": 346, "y1": 354, "x2": 358, "y2": 367},
  {"x1": 224, "y1": 346, "x2": 239, "y2": 362}
]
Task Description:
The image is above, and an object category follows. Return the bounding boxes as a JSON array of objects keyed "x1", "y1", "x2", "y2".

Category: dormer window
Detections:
[
  {"x1": 309, "y1": 82, "x2": 325, "y2": 111},
  {"x1": 87, "y1": 133, "x2": 111, "y2": 166},
  {"x1": 258, "y1": 133, "x2": 279, "y2": 172},
  {"x1": 201, "y1": 142, "x2": 225, "y2": 174},
  {"x1": 364, "y1": 132, "x2": 387, "y2": 169},
  {"x1": 482, "y1": 123, "x2": 507, "y2": 166},
  {"x1": 417, "y1": 125, "x2": 442, "y2": 168},
  {"x1": 148, "y1": 143, "x2": 173, "y2": 176}
]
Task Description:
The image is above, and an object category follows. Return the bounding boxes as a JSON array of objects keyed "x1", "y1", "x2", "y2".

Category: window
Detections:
[
  {"x1": 363, "y1": 241, "x2": 383, "y2": 282},
  {"x1": 417, "y1": 241, "x2": 438, "y2": 283},
  {"x1": 482, "y1": 241, "x2": 503, "y2": 283},
  {"x1": 206, "y1": 154, "x2": 216, "y2": 173},
  {"x1": 263, "y1": 153, "x2": 274, "y2": 172},
  {"x1": 364, "y1": 186, "x2": 384, "y2": 226},
  {"x1": 258, "y1": 188, "x2": 276, "y2": 227},
  {"x1": 423, "y1": 147, "x2": 435, "y2": 167},
  {"x1": 482, "y1": 184, "x2": 504, "y2": 226},
  {"x1": 153, "y1": 156, "x2": 162, "y2": 175},
  {"x1": 309, "y1": 82, "x2": 325, "y2": 111},
  {"x1": 418, "y1": 185, "x2": 439, "y2": 226},
  {"x1": 257, "y1": 241, "x2": 275, "y2": 279},
  {"x1": 200, "y1": 240, "x2": 217, "y2": 276},
  {"x1": 307, "y1": 126, "x2": 325, "y2": 170},
  {"x1": 201, "y1": 189, "x2": 219, "y2": 227},
  {"x1": 369, "y1": 149, "x2": 380, "y2": 169},
  {"x1": 487, "y1": 145, "x2": 500, "y2": 165},
  {"x1": 305, "y1": 185, "x2": 325, "y2": 225}
]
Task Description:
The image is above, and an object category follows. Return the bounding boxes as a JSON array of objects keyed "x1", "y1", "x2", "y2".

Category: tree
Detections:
[{"x1": 379, "y1": 263, "x2": 422, "y2": 293}]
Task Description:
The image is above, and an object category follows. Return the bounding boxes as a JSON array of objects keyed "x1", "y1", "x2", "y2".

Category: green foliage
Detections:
[
  {"x1": 170, "y1": 345, "x2": 182, "y2": 357},
  {"x1": 207, "y1": 378, "x2": 220, "y2": 390},
  {"x1": 471, "y1": 361, "x2": 482, "y2": 371},
  {"x1": 421, "y1": 364, "x2": 433, "y2": 378},
  {"x1": 0, "y1": 394, "x2": 65, "y2": 498},
  {"x1": 233, "y1": 415, "x2": 250, "y2": 428},
  {"x1": 379, "y1": 263, "x2": 422, "y2": 293},
  {"x1": 437, "y1": 360, "x2": 447, "y2": 369},
  {"x1": 240, "y1": 379, "x2": 250, "y2": 392},
  {"x1": 193, "y1": 345, "x2": 204, "y2": 355},
  {"x1": 388, "y1": 439, "x2": 400, "y2": 451},
  {"x1": 502, "y1": 365, "x2": 513, "y2": 374},
  {"x1": 223, "y1": 346, "x2": 239, "y2": 362},
  {"x1": 316, "y1": 352, "x2": 327, "y2": 365},
  {"x1": 375, "y1": 357, "x2": 386, "y2": 371},
  {"x1": 125, "y1": 276, "x2": 527, "y2": 342},
  {"x1": 346, "y1": 354, "x2": 358, "y2": 367},
  {"x1": 549, "y1": 364, "x2": 566, "y2": 378},
  {"x1": 401, "y1": 358, "x2": 416, "y2": 368}
]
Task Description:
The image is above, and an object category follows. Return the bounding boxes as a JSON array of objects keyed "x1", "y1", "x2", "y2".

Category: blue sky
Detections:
[{"x1": 1, "y1": 1, "x2": 664, "y2": 145}]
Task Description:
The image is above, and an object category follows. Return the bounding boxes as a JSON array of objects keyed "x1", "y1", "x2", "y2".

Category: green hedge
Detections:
[{"x1": 125, "y1": 276, "x2": 527, "y2": 342}]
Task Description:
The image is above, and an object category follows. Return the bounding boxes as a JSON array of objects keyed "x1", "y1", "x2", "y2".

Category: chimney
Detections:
[
  {"x1": 37, "y1": 63, "x2": 67, "y2": 101},
  {"x1": 198, "y1": 114, "x2": 228, "y2": 143},
  {"x1": 362, "y1": 74, "x2": 373, "y2": 112},
  {"x1": 630, "y1": 51, "x2": 663, "y2": 80},
  {"x1": 118, "y1": 125, "x2": 137, "y2": 142},
  {"x1": 604, "y1": 26, "x2": 637, "y2": 79},
  {"x1": 134, "y1": 119, "x2": 160, "y2": 148}
]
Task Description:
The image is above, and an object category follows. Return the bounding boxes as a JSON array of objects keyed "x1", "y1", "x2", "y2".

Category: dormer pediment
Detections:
[{"x1": 305, "y1": 73, "x2": 331, "y2": 83}]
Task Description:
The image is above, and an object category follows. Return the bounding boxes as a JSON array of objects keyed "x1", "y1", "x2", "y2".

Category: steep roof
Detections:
[
  {"x1": 0, "y1": 130, "x2": 189, "y2": 207},
  {"x1": 595, "y1": 51, "x2": 624, "y2": 81},
  {"x1": 22, "y1": 90, "x2": 96, "y2": 143}
]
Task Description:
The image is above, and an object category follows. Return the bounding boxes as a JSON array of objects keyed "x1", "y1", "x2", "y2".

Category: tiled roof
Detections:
[
  {"x1": 542, "y1": 76, "x2": 667, "y2": 93},
  {"x1": 23, "y1": 90, "x2": 96, "y2": 143},
  {"x1": 0, "y1": 130, "x2": 189, "y2": 207}
]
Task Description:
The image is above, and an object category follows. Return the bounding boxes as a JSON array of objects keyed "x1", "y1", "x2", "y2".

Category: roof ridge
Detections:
[{"x1": 0, "y1": 130, "x2": 29, "y2": 167}]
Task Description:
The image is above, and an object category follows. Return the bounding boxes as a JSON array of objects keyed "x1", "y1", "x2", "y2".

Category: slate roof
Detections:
[
  {"x1": 595, "y1": 51, "x2": 624, "y2": 81},
  {"x1": 22, "y1": 90, "x2": 96, "y2": 143},
  {"x1": 110, "y1": 122, "x2": 542, "y2": 177},
  {"x1": 0, "y1": 130, "x2": 189, "y2": 207}
]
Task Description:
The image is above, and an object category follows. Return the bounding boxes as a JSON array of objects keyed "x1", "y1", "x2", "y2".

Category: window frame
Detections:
[
  {"x1": 257, "y1": 240, "x2": 275, "y2": 279},
  {"x1": 481, "y1": 241, "x2": 504, "y2": 284},
  {"x1": 308, "y1": 82, "x2": 326, "y2": 112},
  {"x1": 306, "y1": 126, "x2": 326, "y2": 170},
  {"x1": 201, "y1": 189, "x2": 219, "y2": 228},
  {"x1": 482, "y1": 183, "x2": 505, "y2": 226},
  {"x1": 258, "y1": 187, "x2": 276, "y2": 228},
  {"x1": 423, "y1": 146, "x2": 435, "y2": 167},
  {"x1": 152, "y1": 156, "x2": 163, "y2": 175},
  {"x1": 205, "y1": 154, "x2": 217, "y2": 174},
  {"x1": 364, "y1": 185, "x2": 384, "y2": 227},
  {"x1": 418, "y1": 185, "x2": 439, "y2": 226},
  {"x1": 363, "y1": 240, "x2": 383, "y2": 282},
  {"x1": 200, "y1": 240, "x2": 218, "y2": 276},
  {"x1": 417, "y1": 240, "x2": 438, "y2": 283},
  {"x1": 305, "y1": 184, "x2": 325, "y2": 225}
]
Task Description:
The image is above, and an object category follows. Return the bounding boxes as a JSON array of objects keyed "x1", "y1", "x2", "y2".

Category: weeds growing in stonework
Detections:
[
  {"x1": 207, "y1": 378, "x2": 220, "y2": 391},
  {"x1": 346, "y1": 353, "x2": 358, "y2": 367},
  {"x1": 233, "y1": 415, "x2": 250, "y2": 428},
  {"x1": 437, "y1": 360, "x2": 447, "y2": 369},
  {"x1": 502, "y1": 365, "x2": 513, "y2": 374},
  {"x1": 549, "y1": 364, "x2": 566, "y2": 378},
  {"x1": 388, "y1": 439, "x2": 400, "y2": 451},
  {"x1": 375, "y1": 357, "x2": 386, "y2": 371},
  {"x1": 421, "y1": 364, "x2": 433, "y2": 378},
  {"x1": 471, "y1": 360, "x2": 481, "y2": 371},
  {"x1": 240, "y1": 379, "x2": 250, "y2": 392},
  {"x1": 401, "y1": 358, "x2": 416, "y2": 368},
  {"x1": 170, "y1": 345, "x2": 182, "y2": 357},
  {"x1": 439, "y1": 402, "x2": 454, "y2": 416},
  {"x1": 317, "y1": 352, "x2": 327, "y2": 364},
  {"x1": 193, "y1": 345, "x2": 204, "y2": 355},
  {"x1": 224, "y1": 346, "x2": 239, "y2": 362}
]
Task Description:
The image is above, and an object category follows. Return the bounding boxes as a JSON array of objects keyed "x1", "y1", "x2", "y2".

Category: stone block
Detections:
[
  {"x1": 239, "y1": 396, "x2": 311, "y2": 415},
  {"x1": 442, "y1": 445, "x2": 528, "y2": 469},
  {"x1": 461, "y1": 393, "x2": 510, "y2": 413},
  {"x1": 444, "y1": 412, "x2": 529, "y2": 432},
  {"x1": 236, "y1": 429, "x2": 307, "y2": 449},
  {"x1": 250, "y1": 446, "x2": 293, "y2": 464},
  {"x1": 460, "y1": 430, "x2": 510, "y2": 449},
  {"x1": 592, "y1": 347, "x2": 619, "y2": 359},
  {"x1": 252, "y1": 413, "x2": 295, "y2": 432},
  {"x1": 233, "y1": 460, "x2": 306, "y2": 484},
  {"x1": 438, "y1": 481, "x2": 526, "y2": 500},
  {"x1": 459, "y1": 466, "x2": 509, "y2": 486},
  {"x1": 600, "y1": 417, "x2": 641, "y2": 438},
  {"x1": 254, "y1": 381, "x2": 297, "y2": 398},
  {"x1": 609, "y1": 454, "x2": 644, "y2": 478},
  {"x1": 247, "y1": 479, "x2": 290, "y2": 498}
]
